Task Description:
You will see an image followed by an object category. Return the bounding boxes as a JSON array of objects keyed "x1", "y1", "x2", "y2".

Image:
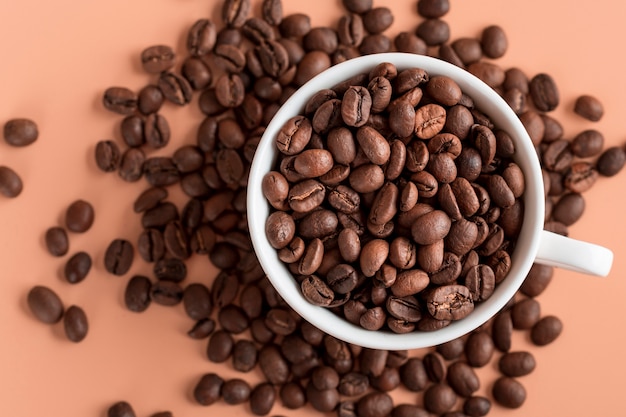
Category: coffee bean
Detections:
[
  {"x1": 511, "y1": 298, "x2": 541, "y2": 329},
  {"x1": 104, "y1": 239, "x2": 134, "y2": 276},
  {"x1": 124, "y1": 275, "x2": 152, "y2": 313},
  {"x1": 447, "y1": 361, "x2": 480, "y2": 397},
  {"x1": 294, "y1": 51, "x2": 332, "y2": 86},
  {"x1": 529, "y1": 73, "x2": 559, "y2": 112},
  {"x1": 227, "y1": 339, "x2": 256, "y2": 374},
  {"x1": 356, "y1": 392, "x2": 394, "y2": 417},
  {"x1": 571, "y1": 129, "x2": 604, "y2": 157},
  {"x1": 150, "y1": 280, "x2": 183, "y2": 306},
  {"x1": 465, "y1": 330, "x2": 494, "y2": 367},
  {"x1": 187, "y1": 19, "x2": 216, "y2": 57},
  {"x1": 399, "y1": 357, "x2": 428, "y2": 391},
  {"x1": 45, "y1": 227, "x2": 69, "y2": 257},
  {"x1": 159, "y1": 72, "x2": 193, "y2": 105},
  {"x1": 362, "y1": 7, "x2": 393, "y2": 34},
  {"x1": 423, "y1": 383, "x2": 457, "y2": 414},
  {"x1": 498, "y1": 351, "x2": 536, "y2": 377},
  {"x1": 597, "y1": 146, "x2": 626, "y2": 177},
  {"x1": 451, "y1": 38, "x2": 482, "y2": 65},
  {"x1": 249, "y1": 382, "x2": 275, "y2": 415},
  {"x1": 481, "y1": 25, "x2": 507, "y2": 58},
  {"x1": 259, "y1": 344, "x2": 290, "y2": 385},
  {"x1": 492, "y1": 376, "x2": 526, "y2": 408},
  {"x1": 531, "y1": 315, "x2": 563, "y2": 346},
  {"x1": 64, "y1": 251, "x2": 92, "y2": 284},
  {"x1": 492, "y1": 309, "x2": 513, "y2": 352},
  {"x1": 118, "y1": 148, "x2": 145, "y2": 182},
  {"x1": 414, "y1": 103, "x2": 446, "y2": 139},
  {"x1": 222, "y1": 378, "x2": 252, "y2": 405},
  {"x1": 65, "y1": 199, "x2": 94, "y2": 233},
  {"x1": 63, "y1": 305, "x2": 88, "y2": 343},
  {"x1": 0, "y1": 166, "x2": 23, "y2": 198},
  {"x1": 107, "y1": 401, "x2": 136, "y2": 417},
  {"x1": 417, "y1": 0, "x2": 449, "y2": 17},
  {"x1": 463, "y1": 396, "x2": 491, "y2": 417},
  {"x1": 416, "y1": 18, "x2": 449, "y2": 46},
  {"x1": 138, "y1": 85, "x2": 164, "y2": 115},
  {"x1": 95, "y1": 140, "x2": 121, "y2": 173},
  {"x1": 574, "y1": 94, "x2": 604, "y2": 121},
  {"x1": 103, "y1": 87, "x2": 137, "y2": 115},
  {"x1": 391, "y1": 404, "x2": 431, "y2": 417},
  {"x1": 27, "y1": 285, "x2": 64, "y2": 324},
  {"x1": 3, "y1": 118, "x2": 38, "y2": 146},
  {"x1": 194, "y1": 373, "x2": 224, "y2": 405},
  {"x1": 141, "y1": 45, "x2": 175, "y2": 73},
  {"x1": 222, "y1": 0, "x2": 251, "y2": 27},
  {"x1": 206, "y1": 330, "x2": 235, "y2": 364}
]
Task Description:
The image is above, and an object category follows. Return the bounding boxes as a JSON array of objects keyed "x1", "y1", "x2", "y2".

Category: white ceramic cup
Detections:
[{"x1": 247, "y1": 53, "x2": 614, "y2": 350}]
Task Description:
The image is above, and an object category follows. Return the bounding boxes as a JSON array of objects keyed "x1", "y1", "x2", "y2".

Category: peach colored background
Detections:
[{"x1": 1, "y1": 0, "x2": 625, "y2": 416}]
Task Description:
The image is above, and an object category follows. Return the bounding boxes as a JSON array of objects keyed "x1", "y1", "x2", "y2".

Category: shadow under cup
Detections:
[{"x1": 247, "y1": 53, "x2": 545, "y2": 350}]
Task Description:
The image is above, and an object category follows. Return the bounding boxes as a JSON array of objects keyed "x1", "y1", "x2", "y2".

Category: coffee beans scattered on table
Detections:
[{"x1": 19, "y1": 0, "x2": 626, "y2": 415}]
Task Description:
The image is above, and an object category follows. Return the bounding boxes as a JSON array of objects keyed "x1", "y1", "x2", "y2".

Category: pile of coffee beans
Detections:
[
  {"x1": 263, "y1": 62, "x2": 524, "y2": 332},
  {"x1": 21, "y1": 0, "x2": 625, "y2": 415}
]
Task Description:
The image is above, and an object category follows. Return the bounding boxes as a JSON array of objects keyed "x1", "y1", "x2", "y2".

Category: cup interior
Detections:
[{"x1": 247, "y1": 53, "x2": 544, "y2": 350}]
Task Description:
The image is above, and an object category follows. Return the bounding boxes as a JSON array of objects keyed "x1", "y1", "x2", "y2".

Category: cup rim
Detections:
[{"x1": 247, "y1": 52, "x2": 544, "y2": 350}]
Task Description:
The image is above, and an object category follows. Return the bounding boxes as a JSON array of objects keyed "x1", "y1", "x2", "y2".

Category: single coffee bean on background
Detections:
[
  {"x1": 498, "y1": 351, "x2": 536, "y2": 377},
  {"x1": 3, "y1": 118, "x2": 38, "y2": 146},
  {"x1": 492, "y1": 376, "x2": 526, "y2": 408},
  {"x1": 574, "y1": 94, "x2": 604, "y2": 121},
  {"x1": 124, "y1": 275, "x2": 152, "y2": 313},
  {"x1": 531, "y1": 315, "x2": 563, "y2": 346},
  {"x1": 107, "y1": 401, "x2": 136, "y2": 417},
  {"x1": 193, "y1": 373, "x2": 224, "y2": 406},
  {"x1": 0, "y1": 166, "x2": 23, "y2": 198},
  {"x1": 104, "y1": 239, "x2": 134, "y2": 276},
  {"x1": 65, "y1": 199, "x2": 95, "y2": 233},
  {"x1": 95, "y1": 140, "x2": 121, "y2": 172},
  {"x1": 64, "y1": 252, "x2": 92, "y2": 284},
  {"x1": 63, "y1": 305, "x2": 88, "y2": 343},
  {"x1": 103, "y1": 87, "x2": 137, "y2": 115},
  {"x1": 27, "y1": 285, "x2": 64, "y2": 324},
  {"x1": 45, "y1": 226, "x2": 69, "y2": 257}
]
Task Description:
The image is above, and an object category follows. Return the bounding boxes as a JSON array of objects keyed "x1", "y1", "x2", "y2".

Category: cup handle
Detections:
[{"x1": 534, "y1": 230, "x2": 613, "y2": 277}]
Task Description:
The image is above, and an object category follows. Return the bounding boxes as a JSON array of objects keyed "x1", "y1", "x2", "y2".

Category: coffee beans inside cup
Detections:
[{"x1": 263, "y1": 62, "x2": 524, "y2": 333}]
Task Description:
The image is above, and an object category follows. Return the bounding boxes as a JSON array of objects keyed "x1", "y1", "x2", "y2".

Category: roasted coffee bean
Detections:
[
  {"x1": 492, "y1": 376, "x2": 526, "y2": 408},
  {"x1": 391, "y1": 404, "x2": 431, "y2": 417},
  {"x1": 464, "y1": 396, "x2": 491, "y2": 417},
  {"x1": 511, "y1": 298, "x2": 541, "y2": 329},
  {"x1": 137, "y1": 85, "x2": 164, "y2": 115},
  {"x1": 4, "y1": 118, "x2": 38, "y2": 146},
  {"x1": 416, "y1": 18, "x2": 449, "y2": 46},
  {"x1": 63, "y1": 305, "x2": 88, "y2": 343},
  {"x1": 564, "y1": 161, "x2": 598, "y2": 192},
  {"x1": 27, "y1": 285, "x2": 64, "y2": 324},
  {"x1": 187, "y1": 19, "x2": 216, "y2": 57},
  {"x1": 124, "y1": 275, "x2": 152, "y2": 313},
  {"x1": 423, "y1": 383, "x2": 457, "y2": 414},
  {"x1": 222, "y1": 0, "x2": 251, "y2": 27},
  {"x1": 520, "y1": 263, "x2": 553, "y2": 297},
  {"x1": 65, "y1": 199, "x2": 94, "y2": 233},
  {"x1": 150, "y1": 280, "x2": 183, "y2": 306},
  {"x1": 465, "y1": 331, "x2": 494, "y2": 367},
  {"x1": 95, "y1": 140, "x2": 121, "y2": 172},
  {"x1": 279, "y1": 382, "x2": 306, "y2": 409},
  {"x1": 492, "y1": 309, "x2": 513, "y2": 352},
  {"x1": 362, "y1": 7, "x2": 393, "y2": 34},
  {"x1": 103, "y1": 87, "x2": 137, "y2": 115},
  {"x1": 447, "y1": 361, "x2": 480, "y2": 397},
  {"x1": 574, "y1": 94, "x2": 604, "y2": 121},
  {"x1": 597, "y1": 146, "x2": 626, "y2": 177},
  {"x1": 207, "y1": 330, "x2": 234, "y2": 362},
  {"x1": 394, "y1": 32, "x2": 428, "y2": 55},
  {"x1": 265, "y1": 211, "x2": 295, "y2": 249},
  {"x1": 259, "y1": 344, "x2": 290, "y2": 385},
  {"x1": 159, "y1": 72, "x2": 192, "y2": 105},
  {"x1": 104, "y1": 239, "x2": 134, "y2": 276},
  {"x1": 464, "y1": 264, "x2": 495, "y2": 301},
  {"x1": 249, "y1": 382, "x2": 275, "y2": 415},
  {"x1": 481, "y1": 25, "x2": 507, "y2": 58},
  {"x1": 45, "y1": 227, "x2": 69, "y2": 257},
  {"x1": 133, "y1": 187, "x2": 167, "y2": 214},
  {"x1": 499, "y1": 351, "x2": 536, "y2": 377},
  {"x1": 531, "y1": 315, "x2": 563, "y2": 346},
  {"x1": 338, "y1": 372, "x2": 369, "y2": 397},
  {"x1": 118, "y1": 148, "x2": 145, "y2": 182},
  {"x1": 529, "y1": 73, "x2": 559, "y2": 112},
  {"x1": 143, "y1": 113, "x2": 170, "y2": 149},
  {"x1": 219, "y1": 304, "x2": 250, "y2": 334},
  {"x1": 423, "y1": 351, "x2": 446, "y2": 383},
  {"x1": 436, "y1": 337, "x2": 465, "y2": 360},
  {"x1": 451, "y1": 38, "x2": 482, "y2": 65},
  {"x1": 182, "y1": 283, "x2": 212, "y2": 320},
  {"x1": 107, "y1": 401, "x2": 136, "y2": 417},
  {"x1": 140, "y1": 45, "x2": 175, "y2": 73},
  {"x1": 370, "y1": 367, "x2": 401, "y2": 392},
  {"x1": 426, "y1": 284, "x2": 473, "y2": 321},
  {"x1": 301, "y1": 275, "x2": 334, "y2": 306},
  {"x1": 570, "y1": 129, "x2": 604, "y2": 157},
  {"x1": 417, "y1": 0, "x2": 449, "y2": 18},
  {"x1": 467, "y1": 62, "x2": 505, "y2": 88},
  {"x1": 194, "y1": 373, "x2": 224, "y2": 405},
  {"x1": 64, "y1": 252, "x2": 92, "y2": 284},
  {"x1": 356, "y1": 392, "x2": 394, "y2": 417},
  {"x1": 120, "y1": 115, "x2": 144, "y2": 148},
  {"x1": 306, "y1": 382, "x2": 339, "y2": 412},
  {"x1": 232, "y1": 339, "x2": 258, "y2": 373},
  {"x1": 310, "y1": 366, "x2": 340, "y2": 391},
  {"x1": 222, "y1": 378, "x2": 251, "y2": 405},
  {"x1": 415, "y1": 103, "x2": 446, "y2": 139},
  {"x1": 0, "y1": 166, "x2": 24, "y2": 198},
  {"x1": 399, "y1": 357, "x2": 428, "y2": 391}
]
